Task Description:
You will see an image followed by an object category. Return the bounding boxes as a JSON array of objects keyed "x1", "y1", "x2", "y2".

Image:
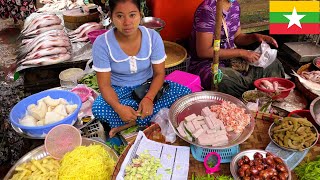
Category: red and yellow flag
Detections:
[{"x1": 269, "y1": 1, "x2": 320, "y2": 34}]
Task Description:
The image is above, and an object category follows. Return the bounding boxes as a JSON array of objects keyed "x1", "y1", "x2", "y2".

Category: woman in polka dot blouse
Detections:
[{"x1": 92, "y1": 0, "x2": 191, "y2": 137}]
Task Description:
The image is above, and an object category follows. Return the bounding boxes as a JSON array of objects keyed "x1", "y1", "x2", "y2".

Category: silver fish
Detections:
[
  {"x1": 22, "y1": 17, "x2": 62, "y2": 34},
  {"x1": 17, "y1": 38, "x2": 70, "y2": 61},
  {"x1": 29, "y1": 39, "x2": 71, "y2": 54},
  {"x1": 70, "y1": 24, "x2": 103, "y2": 41},
  {"x1": 23, "y1": 25, "x2": 64, "y2": 38},
  {"x1": 71, "y1": 36, "x2": 89, "y2": 43},
  {"x1": 292, "y1": 70, "x2": 320, "y2": 95},
  {"x1": 68, "y1": 22, "x2": 99, "y2": 36},
  {"x1": 22, "y1": 14, "x2": 57, "y2": 33},
  {"x1": 19, "y1": 29, "x2": 66, "y2": 47},
  {"x1": 24, "y1": 47, "x2": 68, "y2": 60},
  {"x1": 18, "y1": 35, "x2": 69, "y2": 57},
  {"x1": 21, "y1": 53, "x2": 71, "y2": 66}
]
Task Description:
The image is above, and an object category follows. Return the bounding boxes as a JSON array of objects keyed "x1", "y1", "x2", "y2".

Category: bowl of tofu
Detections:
[{"x1": 168, "y1": 91, "x2": 255, "y2": 149}]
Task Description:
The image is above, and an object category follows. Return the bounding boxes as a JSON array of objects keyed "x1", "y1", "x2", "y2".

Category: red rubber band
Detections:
[{"x1": 144, "y1": 96, "x2": 154, "y2": 103}]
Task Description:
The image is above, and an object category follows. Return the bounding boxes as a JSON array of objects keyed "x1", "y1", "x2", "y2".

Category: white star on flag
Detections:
[{"x1": 283, "y1": 7, "x2": 305, "y2": 29}]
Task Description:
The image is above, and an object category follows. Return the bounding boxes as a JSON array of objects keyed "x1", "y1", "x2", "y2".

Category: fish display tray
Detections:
[
  {"x1": 310, "y1": 97, "x2": 320, "y2": 127},
  {"x1": 295, "y1": 63, "x2": 318, "y2": 102},
  {"x1": 191, "y1": 144, "x2": 240, "y2": 163},
  {"x1": 168, "y1": 91, "x2": 255, "y2": 149},
  {"x1": 4, "y1": 138, "x2": 118, "y2": 180}
]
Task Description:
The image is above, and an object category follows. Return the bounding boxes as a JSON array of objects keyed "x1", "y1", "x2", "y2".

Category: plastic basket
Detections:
[
  {"x1": 71, "y1": 86, "x2": 91, "y2": 102},
  {"x1": 81, "y1": 120, "x2": 106, "y2": 142},
  {"x1": 190, "y1": 144, "x2": 240, "y2": 163},
  {"x1": 165, "y1": 56, "x2": 190, "y2": 75}
]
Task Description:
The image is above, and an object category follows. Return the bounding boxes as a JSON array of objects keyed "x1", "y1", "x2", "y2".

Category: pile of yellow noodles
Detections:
[{"x1": 59, "y1": 145, "x2": 115, "y2": 180}]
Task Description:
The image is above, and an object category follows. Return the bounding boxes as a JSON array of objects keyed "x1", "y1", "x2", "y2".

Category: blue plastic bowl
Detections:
[{"x1": 10, "y1": 90, "x2": 82, "y2": 137}]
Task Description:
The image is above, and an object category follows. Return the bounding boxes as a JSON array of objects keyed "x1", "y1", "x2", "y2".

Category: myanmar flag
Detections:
[{"x1": 269, "y1": 1, "x2": 320, "y2": 34}]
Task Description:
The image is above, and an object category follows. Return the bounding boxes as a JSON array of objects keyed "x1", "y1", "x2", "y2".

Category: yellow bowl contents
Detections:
[
  {"x1": 59, "y1": 145, "x2": 115, "y2": 180},
  {"x1": 9, "y1": 157, "x2": 60, "y2": 180}
]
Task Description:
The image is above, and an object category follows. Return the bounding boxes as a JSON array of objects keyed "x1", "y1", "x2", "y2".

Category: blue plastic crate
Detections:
[{"x1": 191, "y1": 144, "x2": 240, "y2": 163}]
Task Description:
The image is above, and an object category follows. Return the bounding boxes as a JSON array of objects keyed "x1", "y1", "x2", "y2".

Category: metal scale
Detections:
[{"x1": 282, "y1": 34, "x2": 320, "y2": 63}]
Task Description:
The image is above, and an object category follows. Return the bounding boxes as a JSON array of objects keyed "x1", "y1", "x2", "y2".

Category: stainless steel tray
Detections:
[
  {"x1": 310, "y1": 97, "x2": 320, "y2": 127},
  {"x1": 268, "y1": 120, "x2": 319, "y2": 152},
  {"x1": 230, "y1": 149, "x2": 291, "y2": 180},
  {"x1": 168, "y1": 91, "x2": 255, "y2": 149},
  {"x1": 4, "y1": 137, "x2": 118, "y2": 180}
]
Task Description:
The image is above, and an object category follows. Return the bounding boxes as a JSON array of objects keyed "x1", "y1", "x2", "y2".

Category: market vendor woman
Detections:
[
  {"x1": 189, "y1": 0, "x2": 285, "y2": 98},
  {"x1": 92, "y1": 0, "x2": 191, "y2": 137}
]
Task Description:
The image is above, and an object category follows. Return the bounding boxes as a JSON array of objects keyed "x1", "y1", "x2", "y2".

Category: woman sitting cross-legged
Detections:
[{"x1": 92, "y1": 0, "x2": 191, "y2": 137}]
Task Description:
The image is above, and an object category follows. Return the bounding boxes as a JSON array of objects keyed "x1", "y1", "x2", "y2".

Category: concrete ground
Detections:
[{"x1": 0, "y1": 18, "x2": 43, "y2": 179}]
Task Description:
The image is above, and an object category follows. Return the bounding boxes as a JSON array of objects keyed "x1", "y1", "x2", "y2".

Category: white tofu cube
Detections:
[{"x1": 184, "y1": 114, "x2": 197, "y2": 121}]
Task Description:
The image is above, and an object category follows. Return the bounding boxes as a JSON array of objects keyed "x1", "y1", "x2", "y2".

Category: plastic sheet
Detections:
[{"x1": 151, "y1": 108, "x2": 176, "y2": 143}]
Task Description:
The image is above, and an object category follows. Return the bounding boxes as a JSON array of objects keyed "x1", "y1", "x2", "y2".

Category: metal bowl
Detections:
[
  {"x1": 168, "y1": 91, "x2": 255, "y2": 149},
  {"x1": 4, "y1": 137, "x2": 118, "y2": 180},
  {"x1": 312, "y1": 56, "x2": 320, "y2": 70},
  {"x1": 310, "y1": 96, "x2": 320, "y2": 127},
  {"x1": 268, "y1": 119, "x2": 319, "y2": 151},
  {"x1": 230, "y1": 149, "x2": 292, "y2": 180},
  {"x1": 242, "y1": 89, "x2": 270, "y2": 104},
  {"x1": 141, "y1": 17, "x2": 165, "y2": 32}
]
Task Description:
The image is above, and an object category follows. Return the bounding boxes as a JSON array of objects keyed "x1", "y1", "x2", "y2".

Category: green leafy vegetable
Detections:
[
  {"x1": 294, "y1": 156, "x2": 320, "y2": 180},
  {"x1": 191, "y1": 173, "x2": 233, "y2": 180},
  {"x1": 105, "y1": 142, "x2": 127, "y2": 155},
  {"x1": 79, "y1": 73, "x2": 100, "y2": 92}
]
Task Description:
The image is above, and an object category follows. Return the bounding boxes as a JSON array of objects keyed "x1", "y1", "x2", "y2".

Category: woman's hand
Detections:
[
  {"x1": 137, "y1": 97, "x2": 154, "y2": 119},
  {"x1": 115, "y1": 105, "x2": 138, "y2": 122},
  {"x1": 241, "y1": 50, "x2": 261, "y2": 63},
  {"x1": 254, "y1": 34, "x2": 278, "y2": 48}
]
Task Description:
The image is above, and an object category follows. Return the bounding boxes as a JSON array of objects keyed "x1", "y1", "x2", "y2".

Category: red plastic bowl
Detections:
[
  {"x1": 254, "y1": 77, "x2": 295, "y2": 99},
  {"x1": 87, "y1": 29, "x2": 108, "y2": 44},
  {"x1": 288, "y1": 110, "x2": 320, "y2": 144}
]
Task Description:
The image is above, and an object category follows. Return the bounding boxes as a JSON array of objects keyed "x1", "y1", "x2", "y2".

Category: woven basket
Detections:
[
  {"x1": 164, "y1": 41, "x2": 187, "y2": 68},
  {"x1": 111, "y1": 124, "x2": 164, "y2": 179},
  {"x1": 295, "y1": 63, "x2": 318, "y2": 101}
]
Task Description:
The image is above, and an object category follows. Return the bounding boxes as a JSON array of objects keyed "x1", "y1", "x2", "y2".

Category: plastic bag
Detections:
[
  {"x1": 251, "y1": 41, "x2": 277, "y2": 69},
  {"x1": 84, "y1": 58, "x2": 94, "y2": 75},
  {"x1": 150, "y1": 108, "x2": 176, "y2": 143}
]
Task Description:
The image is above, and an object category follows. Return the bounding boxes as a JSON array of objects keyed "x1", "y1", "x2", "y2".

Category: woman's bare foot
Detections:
[{"x1": 109, "y1": 121, "x2": 136, "y2": 138}]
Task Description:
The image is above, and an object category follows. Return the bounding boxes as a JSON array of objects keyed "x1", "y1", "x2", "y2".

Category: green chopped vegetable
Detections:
[
  {"x1": 191, "y1": 173, "x2": 233, "y2": 180},
  {"x1": 124, "y1": 151, "x2": 162, "y2": 180},
  {"x1": 121, "y1": 125, "x2": 139, "y2": 135},
  {"x1": 294, "y1": 156, "x2": 320, "y2": 180}
]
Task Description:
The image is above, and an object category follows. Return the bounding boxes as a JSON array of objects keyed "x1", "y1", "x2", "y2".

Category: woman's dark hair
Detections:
[{"x1": 108, "y1": 0, "x2": 141, "y2": 13}]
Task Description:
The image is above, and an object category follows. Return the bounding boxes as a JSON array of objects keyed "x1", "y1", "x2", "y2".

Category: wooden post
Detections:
[{"x1": 211, "y1": 0, "x2": 224, "y2": 90}]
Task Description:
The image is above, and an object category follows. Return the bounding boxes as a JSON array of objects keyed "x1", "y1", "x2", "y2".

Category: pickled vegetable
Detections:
[{"x1": 270, "y1": 117, "x2": 317, "y2": 151}]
